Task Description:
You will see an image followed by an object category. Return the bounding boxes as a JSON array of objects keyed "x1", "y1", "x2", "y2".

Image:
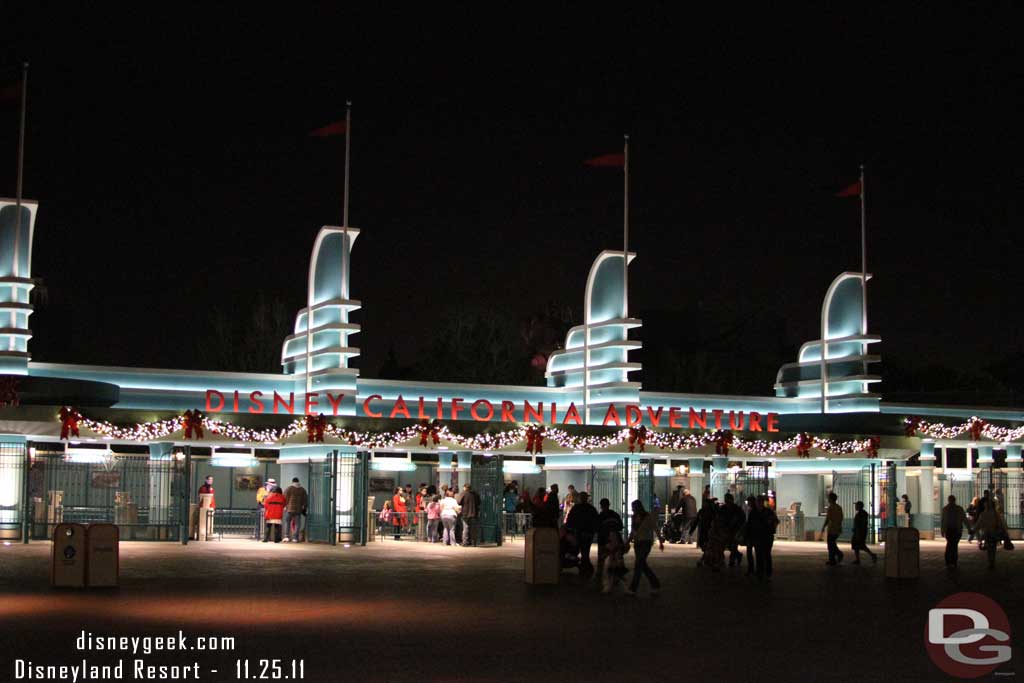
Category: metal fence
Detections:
[
  {"x1": 30, "y1": 455, "x2": 184, "y2": 541},
  {"x1": 0, "y1": 442, "x2": 26, "y2": 541}
]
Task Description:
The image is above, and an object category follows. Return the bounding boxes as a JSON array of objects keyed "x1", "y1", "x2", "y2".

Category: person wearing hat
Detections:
[
  {"x1": 283, "y1": 477, "x2": 308, "y2": 543},
  {"x1": 262, "y1": 484, "x2": 286, "y2": 543},
  {"x1": 255, "y1": 478, "x2": 276, "y2": 539}
]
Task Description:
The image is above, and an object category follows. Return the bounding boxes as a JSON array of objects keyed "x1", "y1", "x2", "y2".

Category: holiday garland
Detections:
[
  {"x1": 903, "y1": 416, "x2": 1024, "y2": 443},
  {"x1": 54, "y1": 408, "x2": 898, "y2": 457}
]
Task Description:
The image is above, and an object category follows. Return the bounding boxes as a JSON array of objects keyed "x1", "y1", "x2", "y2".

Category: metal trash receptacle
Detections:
[
  {"x1": 51, "y1": 523, "x2": 87, "y2": 588},
  {"x1": 885, "y1": 526, "x2": 920, "y2": 579},
  {"x1": 525, "y1": 527, "x2": 560, "y2": 584},
  {"x1": 86, "y1": 523, "x2": 120, "y2": 587}
]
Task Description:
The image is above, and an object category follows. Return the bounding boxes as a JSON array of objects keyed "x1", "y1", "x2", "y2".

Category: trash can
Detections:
[
  {"x1": 885, "y1": 526, "x2": 919, "y2": 579},
  {"x1": 524, "y1": 527, "x2": 560, "y2": 584},
  {"x1": 51, "y1": 523, "x2": 87, "y2": 588},
  {"x1": 86, "y1": 524, "x2": 119, "y2": 587}
]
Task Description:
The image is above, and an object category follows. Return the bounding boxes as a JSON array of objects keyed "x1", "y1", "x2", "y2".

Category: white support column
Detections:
[{"x1": 917, "y1": 440, "x2": 936, "y2": 539}]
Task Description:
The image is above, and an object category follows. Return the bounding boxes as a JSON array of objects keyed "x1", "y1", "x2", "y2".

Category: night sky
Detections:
[{"x1": 2, "y1": 8, "x2": 1021, "y2": 400}]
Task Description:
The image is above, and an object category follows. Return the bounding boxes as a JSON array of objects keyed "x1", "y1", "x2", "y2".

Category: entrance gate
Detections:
[
  {"x1": 30, "y1": 454, "x2": 185, "y2": 541},
  {"x1": 336, "y1": 451, "x2": 369, "y2": 545},
  {"x1": 832, "y1": 469, "x2": 872, "y2": 541},
  {"x1": 0, "y1": 442, "x2": 26, "y2": 541},
  {"x1": 470, "y1": 453, "x2": 503, "y2": 546},
  {"x1": 305, "y1": 454, "x2": 336, "y2": 544},
  {"x1": 590, "y1": 460, "x2": 628, "y2": 524}
]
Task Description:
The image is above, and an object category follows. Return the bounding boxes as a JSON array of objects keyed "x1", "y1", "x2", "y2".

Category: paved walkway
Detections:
[{"x1": 0, "y1": 538, "x2": 1020, "y2": 681}]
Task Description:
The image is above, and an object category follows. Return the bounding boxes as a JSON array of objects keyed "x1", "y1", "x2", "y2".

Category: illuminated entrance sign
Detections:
[{"x1": 205, "y1": 389, "x2": 779, "y2": 431}]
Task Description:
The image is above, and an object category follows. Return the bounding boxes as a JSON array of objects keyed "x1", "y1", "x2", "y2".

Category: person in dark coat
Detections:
[
  {"x1": 565, "y1": 491, "x2": 599, "y2": 577},
  {"x1": 682, "y1": 489, "x2": 699, "y2": 543},
  {"x1": 850, "y1": 501, "x2": 877, "y2": 564},
  {"x1": 690, "y1": 499, "x2": 717, "y2": 566},
  {"x1": 595, "y1": 497, "x2": 624, "y2": 582},
  {"x1": 941, "y1": 495, "x2": 968, "y2": 567},
  {"x1": 456, "y1": 484, "x2": 480, "y2": 546},
  {"x1": 743, "y1": 495, "x2": 773, "y2": 579},
  {"x1": 720, "y1": 493, "x2": 745, "y2": 567}
]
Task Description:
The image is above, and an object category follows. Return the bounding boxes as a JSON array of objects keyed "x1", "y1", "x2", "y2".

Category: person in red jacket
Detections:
[
  {"x1": 392, "y1": 487, "x2": 408, "y2": 540},
  {"x1": 262, "y1": 487, "x2": 286, "y2": 543}
]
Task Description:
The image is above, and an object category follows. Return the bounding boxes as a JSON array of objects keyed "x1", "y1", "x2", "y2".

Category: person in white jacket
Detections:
[{"x1": 439, "y1": 490, "x2": 462, "y2": 546}]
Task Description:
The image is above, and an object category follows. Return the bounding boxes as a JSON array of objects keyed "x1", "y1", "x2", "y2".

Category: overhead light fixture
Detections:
[
  {"x1": 370, "y1": 460, "x2": 417, "y2": 472},
  {"x1": 503, "y1": 462, "x2": 541, "y2": 474},
  {"x1": 211, "y1": 452, "x2": 258, "y2": 468}
]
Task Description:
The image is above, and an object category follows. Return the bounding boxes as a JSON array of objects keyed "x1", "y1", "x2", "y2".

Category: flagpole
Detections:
[
  {"x1": 10, "y1": 62, "x2": 27, "y2": 353},
  {"x1": 342, "y1": 100, "x2": 351, "y2": 228},
  {"x1": 859, "y1": 163, "x2": 868, "y2": 388},
  {"x1": 12, "y1": 62, "x2": 28, "y2": 279},
  {"x1": 623, "y1": 134, "x2": 629, "y2": 318}
]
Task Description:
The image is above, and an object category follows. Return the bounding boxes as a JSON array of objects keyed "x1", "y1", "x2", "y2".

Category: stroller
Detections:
[{"x1": 662, "y1": 513, "x2": 685, "y2": 544}]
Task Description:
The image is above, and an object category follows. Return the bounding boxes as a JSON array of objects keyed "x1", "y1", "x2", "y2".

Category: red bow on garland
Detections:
[
  {"x1": 348, "y1": 433, "x2": 362, "y2": 446},
  {"x1": 714, "y1": 430, "x2": 733, "y2": 456},
  {"x1": 419, "y1": 419, "x2": 441, "y2": 447},
  {"x1": 967, "y1": 419, "x2": 985, "y2": 441},
  {"x1": 0, "y1": 376, "x2": 20, "y2": 407},
  {"x1": 866, "y1": 436, "x2": 881, "y2": 458},
  {"x1": 182, "y1": 409, "x2": 205, "y2": 440},
  {"x1": 525, "y1": 426, "x2": 546, "y2": 454},
  {"x1": 796, "y1": 433, "x2": 813, "y2": 458},
  {"x1": 628, "y1": 426, "x2": 648, "y2": 453},
  {"x1": 306, "y1": 414, "x2": 327, "y2": 443},
  {"x1": 903, "y1": 417, "x2": 920, "y2": 438},
  {"x1": 59, "y1": 406, "x2": 81, "y2": 440}
]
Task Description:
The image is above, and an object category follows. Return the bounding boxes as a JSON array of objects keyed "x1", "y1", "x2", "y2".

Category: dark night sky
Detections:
[{"x1": 2, "y1": 7, "x2": 1021, "y2": 397}]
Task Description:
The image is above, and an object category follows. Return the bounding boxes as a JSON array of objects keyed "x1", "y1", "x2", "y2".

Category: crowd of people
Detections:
[
  {"x1": 370, "y1": 478, "x2": 1015, "y2": 587},
  {"x1": 941, "y1": 489, "x2": 1012, "y2": 569}
]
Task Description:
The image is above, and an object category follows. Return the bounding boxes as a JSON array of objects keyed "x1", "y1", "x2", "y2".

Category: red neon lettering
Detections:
[
  {"x1": 248, "y1": 391, "x2": 265, "y2": 414},
  {"x1": 625, "y1": 405, "x2": 642, "y2": 427},
  {"x1": 524, "y1": 401, "x2": 544, "y2": 423},
  {"x1": 767, "y1": 413, "x2": 780, "y2": 433},
  {"x1": 501, "y1": 401, "x2": 515, "y2": 422},
  {"x1": 668, "y1": 407, "x2": 683, "y2": 429},
  {"x1": 712, "y1": 409, "x2": 724, "y2": 430},
  {"x1": 436, "y1": 397, "x2": 444, "y2": 420},
  {"x1": 273, "y1": 391, "x2": 295, "y2": 415},
  {"x1": 603, "y1": 405, "x2": 622, "y2": 427},
  {"x1": 305, "y1": 392, "x2": 319, "y2": 415},
  {"x1": 562, "y1": 403, "x2": 582, "y2": 425},
  {"x1": 749, "y1": 412, "x2": 763, "y2": 431},
  {"x1": 550, "y1": 402, "x2": 557, "y2": 425},
  {"x1": 689, "y1": 408, "x2": 707, "y2": 430},
  {"x1": 417, "y1": 397, "x2": 427, "y2": 420},
  {"x1": 362, "y1": 394, "x2": 383, "y2": 418},
  {"x1": 451, "y1": 398, "x2": 465, "y2": 421},
  {"x1": 390, "y1": 395, "x2": 411, "y2": 419},
  {"x1": 205, "y1": 390, "x2": 225, "y2": 412},
  {"x1": 729, "y1": 411, "x2": 744, "y2": 431},
  {"x1": 233, "y1": 391, "x2": 240, "y2": 412},
  {"x1": 326, "y1": 392, "x2": 344, "y2": 415},
  {"x1": 470, "y1": 399, "x2": 494, "y2": 422},
  {"x1": 646, "y1": 406, "x2": 664, "y2": 428}
]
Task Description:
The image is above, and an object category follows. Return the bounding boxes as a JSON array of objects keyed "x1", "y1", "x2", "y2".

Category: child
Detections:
[{"x1": 426, "y1": 495, "x2": 441, "y2": 543}]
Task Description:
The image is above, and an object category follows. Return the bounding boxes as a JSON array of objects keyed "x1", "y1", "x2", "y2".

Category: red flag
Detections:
[
  {"x1": 836, "y1": 180, "x2": 861, "y2": 197},
  {"x1": 309, "y1": 120, "x2": 347, "y2": 137},
  {"x1": 584, "y1": 153, "x2": 625, "y2": 168}
]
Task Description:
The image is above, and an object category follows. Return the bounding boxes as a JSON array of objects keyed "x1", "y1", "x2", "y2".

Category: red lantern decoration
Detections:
[
  {"x1": 59, "y1": 406, "x2": 81, "y2": 440},
  {"x1": 796, "y1": 433, "x2": 812, "y2": 458},
  {"x1": 967, "y1": 418, "x2": 985, "y2": 441},
  {"x1": 182, "y1": 409, "x2": 205, "y2": 440},
  {"x1": 525, "y1": 426, "x2": 546, "y2": 454},
  {"x1": 714, "y1": 430, "x2": 733, "y2": 456},
  {"x1": 628, "y1": 425, "x2": 647, "y2": 453}
]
